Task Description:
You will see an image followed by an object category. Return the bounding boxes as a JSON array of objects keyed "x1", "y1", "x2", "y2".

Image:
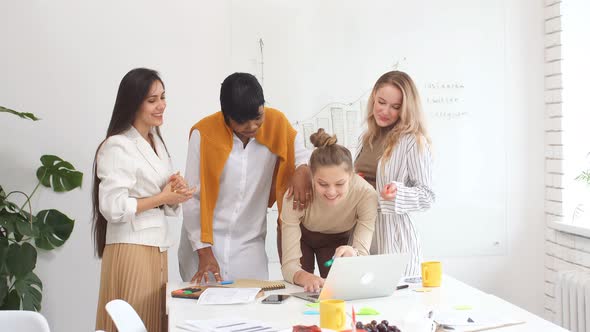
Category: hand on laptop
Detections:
[
  {"x1": 333, "y1": 245, "x2": 358, "y2": 257},
  {"x1": 294, "y1": 270, "x2": 324, "y2": 292},
  {"x1": 191, "y1": 247, "x2": 222, "y2": 284}
]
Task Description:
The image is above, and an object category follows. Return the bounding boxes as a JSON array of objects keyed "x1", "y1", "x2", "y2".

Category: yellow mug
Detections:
[
  {"x1": 320, "y1": 299, "x2": 346, "y2": 330},
  {"x1": 421, "y1": 261, "x2": 442, "y2": 287}
]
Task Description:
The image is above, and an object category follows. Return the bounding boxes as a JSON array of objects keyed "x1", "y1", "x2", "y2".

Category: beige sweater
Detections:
[{"x1": 280, "y1": 174, "x2": 378, "y2": 282}]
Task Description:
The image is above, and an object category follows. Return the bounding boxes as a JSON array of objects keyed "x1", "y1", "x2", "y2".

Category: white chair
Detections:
[
  {"x1": 105, "y1": 299, "x2": 147, "y2": 332},
  {"x1": 0, "y1": 310, "x2": 51, "y2": 332}
]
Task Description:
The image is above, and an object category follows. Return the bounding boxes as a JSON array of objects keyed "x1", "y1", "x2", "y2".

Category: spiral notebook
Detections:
[{"x1": 224, "y1": 279, "x2": 285, "y2": 291}]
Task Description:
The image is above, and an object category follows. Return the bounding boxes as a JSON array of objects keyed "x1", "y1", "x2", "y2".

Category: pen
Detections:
[
  {"x1": 199, "y1": 280, "x2": 234, "y2": 286},
  {"x1": 396, "y1": 284, "x2": 409, "y2": 290},
  {"x1": 352, "y1": 305, "x2": 357, "y2": 332}
]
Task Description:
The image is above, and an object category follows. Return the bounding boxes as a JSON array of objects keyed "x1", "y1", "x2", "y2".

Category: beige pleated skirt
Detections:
[{"x1": 95, "y1": 243, "x2": 168, "y2": 332}]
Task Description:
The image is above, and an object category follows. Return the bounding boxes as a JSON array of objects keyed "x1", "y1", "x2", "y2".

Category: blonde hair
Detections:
[
  {"x1": 362, "y1": 70, "x2": 431, "y2": 161},
  {"x1": 309, "y1": 128, "x2": 353, "y2": 173}
]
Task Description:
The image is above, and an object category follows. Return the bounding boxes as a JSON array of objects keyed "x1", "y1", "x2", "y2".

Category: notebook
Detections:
[
  {"x1": 171, "y1": 286, "x2": 217, "y2": 299},
  {"x1": 171, "y1": 279, "x2": 284, "y2": 300},
  {"x1": 224, "y1": 279, "x2": 286, "y2": 291}
]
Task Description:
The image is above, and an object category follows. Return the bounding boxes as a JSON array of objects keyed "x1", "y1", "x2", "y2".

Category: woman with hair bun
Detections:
[{"x1": 280, "y1": 129, "x2": 378, "y2": 292}]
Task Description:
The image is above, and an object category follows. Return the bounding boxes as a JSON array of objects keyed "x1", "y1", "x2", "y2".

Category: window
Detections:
[{"x1": 562, "y1": 0, "x2": 590, "y2": 225}]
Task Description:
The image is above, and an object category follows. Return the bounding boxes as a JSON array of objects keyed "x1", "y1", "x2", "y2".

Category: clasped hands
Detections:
[{"x1": 162, "y1": 172, "x2": 195, "y2": 205}]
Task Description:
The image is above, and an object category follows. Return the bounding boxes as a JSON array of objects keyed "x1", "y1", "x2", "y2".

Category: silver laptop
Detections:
[{"x1": 291, "y1": 253, "x2": 410, "y2": 302}]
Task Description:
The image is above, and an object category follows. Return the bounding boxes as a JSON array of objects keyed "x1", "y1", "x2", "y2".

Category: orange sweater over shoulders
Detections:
[{"x1": 190, "y1": 107, "x2": 297, "y2": 244}]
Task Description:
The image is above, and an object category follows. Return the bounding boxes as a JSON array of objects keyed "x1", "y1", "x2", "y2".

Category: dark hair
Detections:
[
  {"x1": 91, "y1": 68, "x2": 166, "y2": 258},
  {"x1": 309, "y1": 128, "x2": 353, "y2": 173},
  {"x1": 220, "y1": 72, "x2": 265, "y2": 124}
]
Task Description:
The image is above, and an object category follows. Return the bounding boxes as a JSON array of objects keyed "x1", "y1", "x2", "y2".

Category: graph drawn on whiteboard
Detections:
[{"x1": 230, "y1": 0, "x2": 508, "y2": 258}]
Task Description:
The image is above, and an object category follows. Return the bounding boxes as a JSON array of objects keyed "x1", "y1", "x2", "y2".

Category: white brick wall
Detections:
[{"x1": 542, "y1": 0, "x2": 590, "y2": 324}]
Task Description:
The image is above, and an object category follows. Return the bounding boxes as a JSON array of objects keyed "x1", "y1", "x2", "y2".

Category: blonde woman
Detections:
[{"x1": 355, "y1": 71, "x2": 434, "y2": 276}]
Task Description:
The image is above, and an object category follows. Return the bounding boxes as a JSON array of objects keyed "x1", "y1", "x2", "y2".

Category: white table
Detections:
[{"x1": 167, "y1": 276, "x2": 565, "y2": 331}]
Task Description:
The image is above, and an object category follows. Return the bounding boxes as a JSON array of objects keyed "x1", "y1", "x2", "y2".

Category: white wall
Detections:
[
  {"x1": 0, "y1": 1, "x2": 232, "y2": 331},
  {"x1": 0, "y1": 1, "x2": 547, "y2": 331},
  {"x1": 438, "y1": 0, "x2": 546, "y2": 315}
]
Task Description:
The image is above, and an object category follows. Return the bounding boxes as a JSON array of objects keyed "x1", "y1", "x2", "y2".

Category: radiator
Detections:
[{"x1": 556, "y1": 270, "x2": 590, "y2": 331}]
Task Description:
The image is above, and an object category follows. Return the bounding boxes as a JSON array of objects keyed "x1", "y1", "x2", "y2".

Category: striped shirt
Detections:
[{"x1": 357, "y1": 133, "x2": 434, "y2": 276}]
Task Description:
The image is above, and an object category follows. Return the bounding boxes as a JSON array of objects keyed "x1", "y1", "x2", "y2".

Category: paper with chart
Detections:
[
  {"x1": 196, "y1": 288, "x2": 261, "y2": 305},
  {"x1": 177, "y1": 318, "x2": 282, "y2": 332},
  {"x1": 230, "y1": 0, "x2": 507, "y2": 257},
  {"x1": 432, "y1": 310, "x2": 525, "y2": 331}
]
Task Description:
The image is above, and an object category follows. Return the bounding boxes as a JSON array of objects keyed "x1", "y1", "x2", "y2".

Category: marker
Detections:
[
  {"x1": 396, "y1": 284, "x2": 409, "y2": 290},
  {"x1": 199, "y1": 280, "x2": 234, "y2": 286},
  {"x1": 324, "y1": 257, "x2": 334, "y2": 267}
]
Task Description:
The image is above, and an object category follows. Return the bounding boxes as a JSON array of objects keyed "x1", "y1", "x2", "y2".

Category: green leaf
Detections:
[
  {"x1": 0, "y1": 274, "x2": 8, "y2": 307},
  {"x1": 0, "y1": 290, "x2": 20, "y2": 310},
  {"x1": 0, "y1": 211, "x2": 35, "y2": 238},
  {"x1": 0, "y1": 188, "x2": 20, "y2": 213},
  {"x1": 0, "y1": 200, "x2": 20, "y2": 213},
  {"x1": 34, "y1": 209, "x2": 74, "y2": 250},
  {"x1": 576, "y1": 170, "x2": 590, "y2": 185},
  {"x1": 36, "y1": 155, "x2": 83, "y2": 192},
  {"x1": 14, "y1": 271, "x2": 42, "y2": 311},
  {"x1": 0, "y1": 106, "x2": 41, "y2": 121},
  {"x1": 0, "y1": 237, "x2": 8, "y2": 274},
  {"x1": 15, "y1": 214, "x2": 37, "y2": 237},
  {"x1": 0, "y1": 211, "x2": 18, "y2": 234},
  {"x1": 6, "y1": 242, "x2": 37, "y2": 277}
]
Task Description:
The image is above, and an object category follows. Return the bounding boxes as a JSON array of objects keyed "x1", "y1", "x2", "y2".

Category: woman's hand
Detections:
[
  {"x1": 333, "y1": 245, "x2": 358, "y2": 258},
  {"x1": 293, "y1": 270, "x2": 324, "y2": 292},
  {"x1": 380, "y1": 182, "x2": 397, "y2": 201},
  {"x1": 286, "y1": 165, "x2": 313, "y2": 210},
  {"x1": 168, "y1": 172, "x2": 191, "y2": 194},
  {"x1": 191, "y1": 247, "x2": 223, "y2": 284},
  {"x1": 160, "y1": 182, "x2": 194, "y2": 205}
]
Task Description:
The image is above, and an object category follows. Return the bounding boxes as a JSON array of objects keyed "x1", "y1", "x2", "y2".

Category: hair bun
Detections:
[{"x1": 310, "y1": 128, "x2": 338, "y2": 148}]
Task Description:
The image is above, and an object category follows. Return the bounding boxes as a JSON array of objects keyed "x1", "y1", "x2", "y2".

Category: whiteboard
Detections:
[{"x1": 230, "y1": 0, "x2": 507, "y2": 258}]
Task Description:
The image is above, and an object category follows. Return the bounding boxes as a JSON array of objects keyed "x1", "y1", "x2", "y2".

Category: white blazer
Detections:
[{"x1": 97, "y1": 126, "x2": 179, "y2": 251}]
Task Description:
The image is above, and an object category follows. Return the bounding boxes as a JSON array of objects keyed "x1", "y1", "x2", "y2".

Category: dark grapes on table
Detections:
[{"x1": 355, "y1": 321, "x2": 401, "y2": 332}]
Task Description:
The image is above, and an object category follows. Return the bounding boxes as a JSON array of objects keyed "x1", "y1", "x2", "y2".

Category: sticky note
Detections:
[
  {"x1": 356, "y1": 307, "x2": 380, "y2": 315},
  {"x1": 413, "y1": 288, "x2": 432, "y2": 292},
  {"x1": 454, "y1": 305, "x2": 473, "y2": 310}
]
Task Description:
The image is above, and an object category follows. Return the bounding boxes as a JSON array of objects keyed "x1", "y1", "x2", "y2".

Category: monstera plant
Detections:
[{"x1": 0, "y1": 106, "x2": 82, "y2": 311}]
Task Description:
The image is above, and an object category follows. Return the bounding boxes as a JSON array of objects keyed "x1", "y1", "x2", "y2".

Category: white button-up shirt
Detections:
[{"x1": 178, "y1": 129, "x2": 310, "y2": 281}]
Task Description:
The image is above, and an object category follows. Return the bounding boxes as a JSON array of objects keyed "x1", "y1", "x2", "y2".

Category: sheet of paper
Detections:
[
  {"x1": 196, "y1": 287, "x2": 261, "y2": 305},
  {"x1": 432, "y1": 310, "x2": 524, "y2": 331},
  {"x1": 177, "y1": 318, "x2": 281, "y2": 332}
]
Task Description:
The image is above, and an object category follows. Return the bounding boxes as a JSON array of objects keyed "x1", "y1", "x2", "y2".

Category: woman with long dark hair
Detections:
[{"x1": 93, "y1": 68, "x2": 193, "y2": 331}]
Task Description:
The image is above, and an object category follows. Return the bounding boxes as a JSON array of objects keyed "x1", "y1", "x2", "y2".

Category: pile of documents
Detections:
[
  {"x1": 196, "y1": 288, "x2": 261, "y2": 305},
  {"x1": 177, "y1": 318, "x2": 284, "y2": 332}
]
